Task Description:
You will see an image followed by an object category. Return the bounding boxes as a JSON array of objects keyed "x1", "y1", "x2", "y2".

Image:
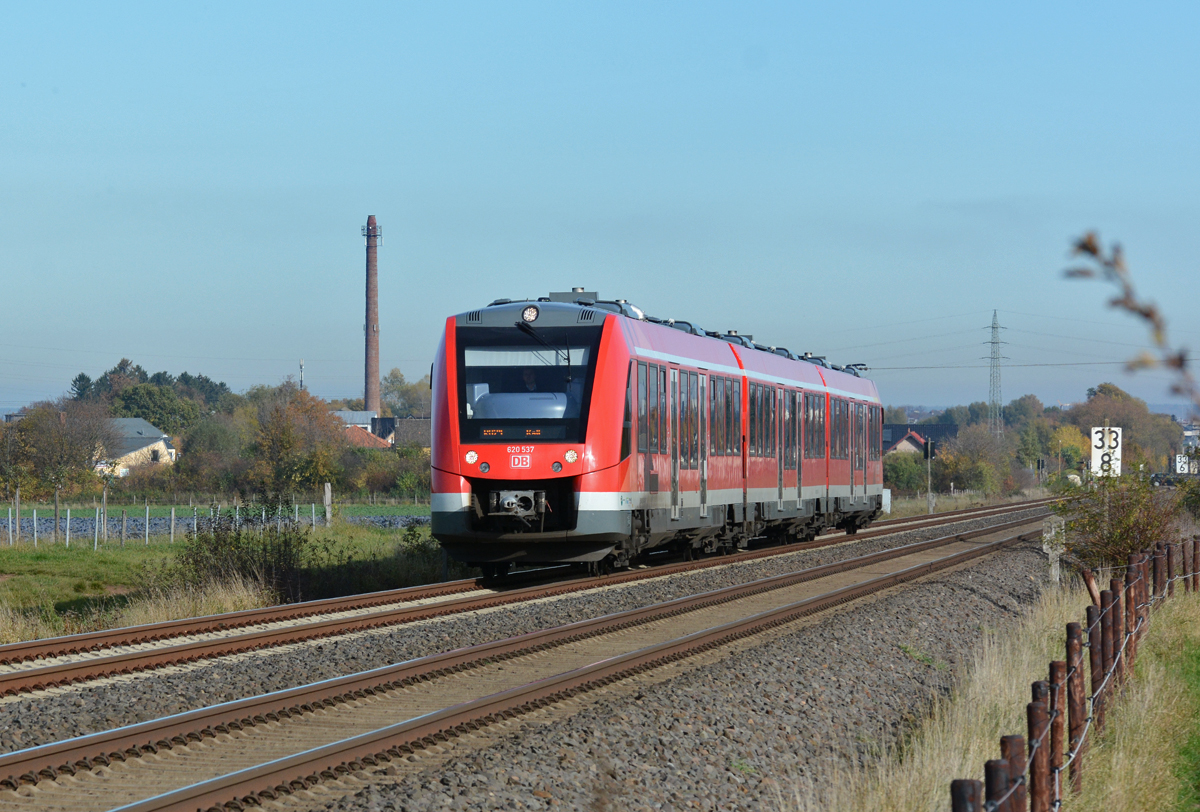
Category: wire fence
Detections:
[{"x1": 949, "y1": 536, "x2": 1200, "y2": 812}]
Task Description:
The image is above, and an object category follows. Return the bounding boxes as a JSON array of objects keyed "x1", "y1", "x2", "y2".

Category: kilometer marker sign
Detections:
[{"x1": 1091, "y1": 427, "x2": 1122, "y2": 477}]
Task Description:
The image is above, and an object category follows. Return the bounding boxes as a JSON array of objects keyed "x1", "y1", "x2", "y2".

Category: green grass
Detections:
[
  {"x1": 1175, "y1": 641, "x2": 1200, "y2": 808},
  {"x1": 3, "y1": 502, "x2": 431, "y2": 519},
  {"x1": 0, "y1": 521, "x2": 465, "y2": 616}
]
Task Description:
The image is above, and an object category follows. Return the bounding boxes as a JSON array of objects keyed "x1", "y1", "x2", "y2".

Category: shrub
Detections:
[{"x1": 1052, "y1": 474, "x2": 1180, "y2": 568}]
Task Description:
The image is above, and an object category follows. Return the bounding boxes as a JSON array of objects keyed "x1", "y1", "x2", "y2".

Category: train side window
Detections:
[
  {"x1": 714, "y1": 377, "x2": 724, "y2": 456},
  {"x1": 748, "y1": 383, "x2": 758, "y2": 457},
  {"x1": 681, "y1": 370, "x2": 691, "y2": 469},
  {"x1": 690, "y1": 372, "x2": 699, "y2": 468},
  {"x1": 766, "y1": 386, "x2": 775, "y2": 460},
  {"x1": 647, "y1": 364, "x2": 659, "y2": 453},
  {"x1": 662, "y1": 369, "x2": 672, "y2": 455},
  {"x1": 622, "y1": 362, "x2": 634, "y2": 460},
  {"x1": 733, "y1": 380, "x2": 742, "y2": 456},
  {"x1": 709, "y1": 376, "x2": 717, "y2": 456},
  {"x1": 725, "y1": 378, "x2": 733, "y2": 456},
  {"x1": 637, "y1": 362, "x2": 648, "y2": 453}
]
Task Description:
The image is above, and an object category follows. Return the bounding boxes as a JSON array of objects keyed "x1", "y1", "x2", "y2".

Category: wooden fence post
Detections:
[
  {"x1": 1028, "y1": 701, "x2": 1050, "y2": 812},
  {"x1": 1109, "y1": 579, "x2": 1125, "y2": 684},
  {"x1": 1001, "y1": 735, "x2": 1027, "y2": 812},
  {"x1": 1049, "y1": 660, "x2": 1066, "y2": 804},
  {"x1": 1180, "y1": 537, "x2": 1190, "y2": 594},
  {"x1": 1192, "y1": 536, "x2": 1199, "y2": 592},
  {"x1": 951, "y1": 779, "x2": 984, "y2": 812},
  {"x1": 1155, "y1": 544, "x2": 1166, "y2": 598},
  {"x1": 1086, "y1": 604, "x2": 1104, "y2": 730},
  {"x1": 986, "y1": 760, "x2": 1013, "y2": 812},
  {"x1": 121, "y1": 509, "x2": 127, "y2": 548},
  {"x1": 1168, "y1": 542, "x2": 1177, "y2": 597},
  {"x1": 1127, "y1": 555, "x2": 1141, "y2": 660},
  {"x1": 1099, "y1": 590, "x2": 1115, "y2": 697},
  {"x1": 1066, "y1": 622, "x2": 1085, "y2": 791}
]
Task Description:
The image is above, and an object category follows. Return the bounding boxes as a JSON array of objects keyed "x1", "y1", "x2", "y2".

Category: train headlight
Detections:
[
  {"x1": 465, "y1": 451, "x2": 478, "y2": 464},
  {"x1": 521, "y1": 305, "x2": 540, "y2": 323},
  {"x1": 479, "y1": 462, "x2": 490, "y2": 473},
  {"x1": 552, "y1": 461, "x2": 563, "y2": 472},
  {"x1": 564, "y1": 450, "x2": 578, "y2": 463}
]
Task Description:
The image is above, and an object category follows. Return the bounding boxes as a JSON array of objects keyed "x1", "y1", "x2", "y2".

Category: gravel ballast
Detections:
[
  {"x1": 320, "y1": 539, "x2": 1052, "y2": 811},
  {"x1": 0, "y1": 509, "x2": 1048, "y2": 760}
]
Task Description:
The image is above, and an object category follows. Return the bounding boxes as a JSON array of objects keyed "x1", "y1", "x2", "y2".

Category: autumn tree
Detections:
[
  {"x1": 381, "y1": 369, "x2": 432, "y2": 418},
  {"x1": 247, "y1": 384, "x2": 347, "y2": 494}
]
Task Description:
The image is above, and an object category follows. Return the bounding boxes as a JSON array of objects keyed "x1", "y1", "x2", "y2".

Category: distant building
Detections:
[
  {"x1": 371, "y1": 416, "x2": 397, "y2": 445},
  {"x1": 393, "y1": 417, "x2": 431, "y2": 450},
  {"x1": 883, "y1": 423, "x2": 957, "y2": 454},
  {"x1": 885, "y1": 429, "x2": 927, "y2": 455},
  {"x1": 101, "y1": 417, "x2": 176, "y2": 477},
  {"x1": 3, "y1": 413, "x2": 24, "y2": 423},
  {"x1": 331, "y1": 410, "x2": 377, "y2": 431},
  {"x1": 343, "y1": 424, "x2": 392, "y2": 449}
]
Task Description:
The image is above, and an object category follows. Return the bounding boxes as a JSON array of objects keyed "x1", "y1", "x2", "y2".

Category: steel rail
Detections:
[
  {"x1": 0, "y1": 497, "x2": 1051, "y2": 670},
  {"x1": 110, "y1": 525, "x2": 1037, "y2": 812},
  {"x1": 0, "y1": 505, "x2": 1050, "y2": 697},
  {"x1": 0, "y1": 517, "x2": 1042, "y2": 793}
]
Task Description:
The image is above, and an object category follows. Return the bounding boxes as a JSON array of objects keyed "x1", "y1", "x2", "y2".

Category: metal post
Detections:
[
  {"x1": 13, "y1": 486, "x2": 19, "y2": 543},
  {"x1": 1028, "y1": 702, "x2": 1050, "y2": 812},
  {"x1": 311, "y1": 503, "x2": 316, "y2": 528},
  {"x1": 32, "y1": 508, "x2": 37, "y2": 547},
  {"x1": 951, "y1": 779, "x2": 984, "y2": 812},
  {"x1": 6, "y1": 507, "x2": 10, "y2": 546},
  {"x1": 65, "y1": 508, "x2": 70, "y2": 548},
  {"x1": 93, "y1": 507, "x2": 99, "y2": 551},
  {"x1": 170, "y1": 507, "x2": 175, "y2": 543},
  {"x1": 1066, "y1": 622, "x2": 1085, "y2": 791},
  {"x1": 121, "y1": 510, "x2": 127, "y2": 547},
  {"x1": 144, "y1": 505, "x2": 149, "y2": 545},
  {"x1": 1000, "y1": 735, "x2": 1027, "y2": 812}
]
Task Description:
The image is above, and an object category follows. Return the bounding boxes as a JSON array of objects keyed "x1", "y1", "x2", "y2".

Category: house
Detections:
[
  {"x1": 344, "y1": 424, "x2": 392, "y2": 449},
  {"x1": 101, "y1": 418, "x2": 176, "y2": 477},
  {"x1": 885, "y1": 429, "x2": 927, "y2": 455},
  {"x1": 392, "y1": 417, "x2": 431, "y2": 450},
  {"x1": 331, "y1": 410, "x2": 377, "y2": 432}
]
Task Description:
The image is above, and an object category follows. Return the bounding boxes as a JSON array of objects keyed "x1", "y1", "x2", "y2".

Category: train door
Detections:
[
  {"x1": 670, "y1": 368, "x2": 680, "y2": 520},
  {"x1": 699, "y1": 374, "x2": 708, "y2": 518}
]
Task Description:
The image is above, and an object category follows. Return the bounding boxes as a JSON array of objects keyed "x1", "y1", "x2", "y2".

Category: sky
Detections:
[{"x1": 2, "y1": 2, "x2": 1198, "y2": 413}]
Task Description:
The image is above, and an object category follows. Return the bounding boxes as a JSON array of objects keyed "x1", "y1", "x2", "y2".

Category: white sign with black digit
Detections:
[
  {"x1": 1091, "y1": 427, "x2": 1122, "y2": 477},
  {"x1": 1178, "y1": 454, "x2": 1190, "y2": 475}
]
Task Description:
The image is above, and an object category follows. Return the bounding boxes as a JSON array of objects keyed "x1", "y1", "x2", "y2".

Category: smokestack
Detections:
[{"x1": 362, "y1": 215, "x2": 382, "y2": 414}]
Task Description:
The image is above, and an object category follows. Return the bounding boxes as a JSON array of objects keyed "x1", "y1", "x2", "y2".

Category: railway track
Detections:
[
  {"x1": 0, "y1": 516, "x2": 1041, "y2": 812},
  {"x1": 0, "y1": 499, "x2": 1052, "y2": 698}
]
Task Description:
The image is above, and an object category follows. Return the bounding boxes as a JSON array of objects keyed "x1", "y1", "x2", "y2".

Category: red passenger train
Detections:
[{"x1": 430, "y1": 291, "x2": 883, "y2": 575}]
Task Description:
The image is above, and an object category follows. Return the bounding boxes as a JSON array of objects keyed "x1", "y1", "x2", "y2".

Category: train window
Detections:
[
  {"x1": 662, "y1": 369, "x2": 672, "y2": 455},
  {"x1": 768, "y1": 387, "x2": 775, "y2": 458},
  {"x1": 678, "y1": 371, "x2": 689, "y2": 469},
  {"x1": 732, "y1": 380, "x2": 741, "y2": 457},
  {"x1": 748, "y1": 384, "x2": 758, "y2": 457},
  {"x1": 622, "y1": 362, "x2": 634, "y2": 460},
  {"x1": 647, "y1": 364, "x2": 659, "y2": 453},
  {"x1": 690, "y1": 372, "x2": 699, "y2": 468},
  {"x1": 709, "y1": 377, "x2": 718, "y2": 456},
  {"x1": 713, "y1": 377, "x2": 723, "y2": 456},
  {"x1": 870, "y1": 405, "x2": 881, "y2": 460},
  {"x1": 784, "y1": 391, "x2": 795, "y2": 470},
  {"x1": 637, "y1": 363, "x2": 648, "y2": 453}
]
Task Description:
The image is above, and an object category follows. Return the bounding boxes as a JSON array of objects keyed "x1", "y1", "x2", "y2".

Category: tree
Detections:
[
  {"x1": 69, "y1": 373, "x2": 93, "y2": 401},
  {"x1": 1004, "y1": 394, "x2": 1044, "y2": 429},
  {"x1": 381, "y1": 369, "x2": 432, "y2": 418},
  {"x1": 1051, "y1": 425, "x2": 1089, "y2": 471},
  {"x1": 113, "y1": 383, "x2": 202, "y2": 435},
  {"x1": 1065, "y1": 383, "x2": 1179, "y2": 471},
  {"x1": 247, "y1": 384, "x2": 347, "y2": 493},
  {"x1": 883, "y1": 453, "x2": 924, "y2": 492},
  {"x1": 19, "y1": 399, "x2": 115, "y2": 541},
  {"x1": 884, "y1": 406, "x2": 908, "y2": 424}
]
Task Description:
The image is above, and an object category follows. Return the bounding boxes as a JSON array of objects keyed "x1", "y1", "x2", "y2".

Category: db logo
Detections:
[{"x1": 511, "y1": 455, "x2": 531, "y2": 469}]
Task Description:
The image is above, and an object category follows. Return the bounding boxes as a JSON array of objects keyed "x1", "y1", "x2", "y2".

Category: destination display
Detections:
[{"x1": 474, "y1": 425, "x2": 567, "y2": 440}]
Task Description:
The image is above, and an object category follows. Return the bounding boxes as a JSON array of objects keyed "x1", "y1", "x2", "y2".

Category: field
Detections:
[{"x1": 885, "y1": 489, "x2": 1048, "y2": 521}]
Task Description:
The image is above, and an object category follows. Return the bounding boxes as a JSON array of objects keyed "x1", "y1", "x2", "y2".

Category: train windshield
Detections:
[{"x1": 457, "y1": 325, "x2": 603, "y2": 443}]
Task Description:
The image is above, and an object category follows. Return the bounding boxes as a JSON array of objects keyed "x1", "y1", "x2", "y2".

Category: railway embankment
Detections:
[
  {"x1": 313, "y1": 539, "x2": 1053, "y2": 811},
  {"x1": 0, "y1": 509, "x2": 1046, "y2": 757}
]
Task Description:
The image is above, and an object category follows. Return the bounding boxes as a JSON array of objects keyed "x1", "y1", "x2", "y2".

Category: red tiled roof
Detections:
[{"x1": 344, "y1": 424, "x2": 392, "y2": 449}]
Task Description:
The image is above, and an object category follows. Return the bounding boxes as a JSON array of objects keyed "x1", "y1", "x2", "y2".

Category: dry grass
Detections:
[
  {"x1": 887, "y1": 490, "x2": 1048, "y2": 521},
  {"x1": 785, "y1": 580, "x2": 1090, "y2": 812},
  {"x1": 1064, "y1": 591, "x2": 1200, "y2": 811},
  {"x1": 0, "y1": 575, "x2": 273, "y2": 644}
]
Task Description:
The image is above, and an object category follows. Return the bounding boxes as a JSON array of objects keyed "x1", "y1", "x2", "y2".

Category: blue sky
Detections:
[{"x1": 2, "y1": 2, "x2": 1197, "y2": 412}]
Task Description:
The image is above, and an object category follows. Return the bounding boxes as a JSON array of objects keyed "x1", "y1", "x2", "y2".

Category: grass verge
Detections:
[
  {"x1": 787, "y1": 580, "x2": 1088, "y2": 811},
  {"x1": 886, "y1": 490, "x2": 1047, "y2": 521}
]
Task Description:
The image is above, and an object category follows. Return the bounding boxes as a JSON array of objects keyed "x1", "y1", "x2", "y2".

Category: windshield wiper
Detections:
[{"x1": 516, "y1": 321, "x2": 572, "y2": 383}]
